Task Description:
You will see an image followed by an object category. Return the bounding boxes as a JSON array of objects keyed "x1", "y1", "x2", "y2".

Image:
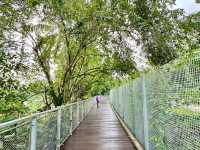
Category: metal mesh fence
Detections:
[
  {"x1": 0, "y1": 99, "x2": 94, "y2": 150},
  {"x1": 36, "y1": 111, "x2": 57, "y2": 150},
  {"x1": 72, "y1": 104, "x2": 78, "y2": 131},
  {"x1": 79, "y1": 102, "x2": 84, "y2": 122},
  {"x1": 0, "y1": 120, "x2": 31, "y2": 150},
  {"x1": 60, "y1": 107, "x2": 70, "y2": 144},
  {"x1": 110, "y1": 52, "x2": 200, "y2": 150}
]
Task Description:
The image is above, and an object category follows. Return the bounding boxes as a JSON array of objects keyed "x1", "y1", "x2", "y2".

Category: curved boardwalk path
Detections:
[{"x1": 61, "y1": 100, "x2": 136, "y2": 150}]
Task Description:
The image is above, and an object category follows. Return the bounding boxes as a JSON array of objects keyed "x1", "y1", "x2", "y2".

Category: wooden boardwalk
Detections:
[{"x1": 61, "y1": 100, "x2": 136, "y2": 150}]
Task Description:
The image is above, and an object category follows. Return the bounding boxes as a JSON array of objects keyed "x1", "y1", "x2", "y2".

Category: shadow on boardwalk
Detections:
[{"x1": 61, "y1": 99, "x2": 136, "y2": 150}]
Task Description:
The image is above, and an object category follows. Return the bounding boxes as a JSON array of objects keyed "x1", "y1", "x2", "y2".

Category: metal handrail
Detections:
[
  {"x1": 0, "y1": 100, "x2": 88, "y2": 128},
  {"x1": 0, "y1": 98, "x2": 94, "y2": 150}
]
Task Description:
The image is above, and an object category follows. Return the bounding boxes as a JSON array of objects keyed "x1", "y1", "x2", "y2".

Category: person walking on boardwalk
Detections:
[{"x1": 96, "y1": 96, "x2": 100, "y2": 108}]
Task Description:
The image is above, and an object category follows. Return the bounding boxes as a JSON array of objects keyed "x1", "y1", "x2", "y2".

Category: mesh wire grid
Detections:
[
  {"x1": 79, "y1": 102, "x2": 83, "y2": 122},
  {"x1": 110, "y1": 52, "x2": 200, "y2": 150},
  {"x1": 0, "y1": 99, "x2": 94, "y2": 150},
  {"x1": 72, "y1": 104, "x2": 78, "y2": 130},
  {"x1": 36, "y1": 111, "x2": 58, "y2": 150},
  {"x1": 0, "y1": 120, "x2": 31, "y2": 150},
  {"x1": 60, "y1": 106, "x2": 71, "y2": 144}
]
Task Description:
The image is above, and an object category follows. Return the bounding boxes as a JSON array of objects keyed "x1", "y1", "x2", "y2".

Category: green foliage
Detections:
[
  {"x1": 169, "y1": 108, "x2": 200, "y2": 117},
  {"x1": 179, "y1": 12, "x2": 200, "y2": 50},
  {"x1": 130, "y1": 0, "x2": 184, "y2": 65},
  {"x1": 0, "y1": 0, "x2": 199, "y2": 120},
  {"x1": 196, "y1": 0, "x2": 200, "y2": 3},
  {"x1": 0, "y1": 51, "x2": 28, "y2": 122}
]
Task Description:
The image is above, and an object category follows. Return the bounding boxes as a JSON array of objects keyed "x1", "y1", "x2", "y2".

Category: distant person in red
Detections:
[{"x1": 96, "y1": 96, "x2": 100, "y2": 108}]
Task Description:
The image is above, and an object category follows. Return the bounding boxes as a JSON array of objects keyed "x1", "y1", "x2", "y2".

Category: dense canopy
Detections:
[{"x1": 0, "y1": 0, "x2": 199, "y2": 121}]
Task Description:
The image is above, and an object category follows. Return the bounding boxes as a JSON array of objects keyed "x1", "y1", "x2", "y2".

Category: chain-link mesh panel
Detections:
[
  {"x1": 110, "y1": 52, "x2": 200, "y2": 150},
  {"x1": 79, "y1": 102, "x2": 83, "y2": 122},
  {"x1": 144, "y1": 70, "x2": 170, "y2": 150},
  {"x1": 0, "y1": 120, "x2": 31, "y2": 150},
  {"x1": 60, "y1": 107, "x2": 70, "y2": 144},
  {"x1": 110, "y1": 78, "x2": 145, "y2": 146},
  {"x1": 0, "y1": 99, "x2": 94, "y2": 150},
  {"x1": 36, "y1": 111, "x2": 57, "y2": 150},
  {"x1": 85, "y1": 98, "x2": 94, "y2": 114},
  {"x1": 84, "y1": 101, "x2": 89, "y2": 115},
  {"x1": 132, "y1": 78, "x2": 145, "y2": 146},
  {"x1": 72, "y1": 104, "x2": 78, "y2": 131},
  {"x1": 83, "y1": 101, "x2": 86, "y2": 119}
]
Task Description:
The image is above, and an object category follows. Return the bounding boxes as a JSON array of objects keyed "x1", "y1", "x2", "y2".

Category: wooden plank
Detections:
[{"x1": 61, "y1": 100, "x2": 136, "y2": 150}]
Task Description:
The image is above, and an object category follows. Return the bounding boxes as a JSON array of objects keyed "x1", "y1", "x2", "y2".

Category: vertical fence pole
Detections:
[
  {"x1": 83, "y1": 101, "x2": 85, "y2": 118},
  {"x1": 77, "y1": 102, "x2": 79, "y2": 126},
  {"x1": 31, "y1": 117, "x2": 37, "y2": 150},
  {"x1": 86, "y1": 101, "x2": 88, "y2": 114},
  {"x1": 70, "y1": 105, "x2": 73, "y2": 135},
  {"x1": 56, "y1": 109, "x2": 61, "y2": 150},
  {"x1": 142, "y1": 75, "x2": 150, "y2": 150},
  {"x1": 122, "y1": 87, "x2": 125, "y2": 120},
  {"x1": 82, "y1": 101, "x2": 84, "y2": 121}
]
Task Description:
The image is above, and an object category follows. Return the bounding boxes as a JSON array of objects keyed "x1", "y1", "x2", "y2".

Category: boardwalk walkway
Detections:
[{"x1": 62, "y1": 100, "x2": 136, "y2": 150}]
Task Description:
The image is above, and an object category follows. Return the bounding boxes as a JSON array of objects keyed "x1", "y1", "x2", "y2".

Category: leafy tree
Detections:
[
  {"x1": 179, "y1": 11, "x2": 200, "y2": 51},
  {"x1": 15, "y1": 0, "x2": 138, "y2": 106},
  {"x1": 0, "y1": 0, "x2": 199, "y2": 112},
  {"x1": 0, "y1": 51, "x2": 28, "y2": 121}
]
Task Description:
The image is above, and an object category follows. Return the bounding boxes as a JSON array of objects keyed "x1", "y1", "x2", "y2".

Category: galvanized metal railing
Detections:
[
  {"x1": 0, "y1": 98, "x2": 94, "y2": 150},
  {"x1": 110, "y1": 51, "x2": 200, "y2": 150}
]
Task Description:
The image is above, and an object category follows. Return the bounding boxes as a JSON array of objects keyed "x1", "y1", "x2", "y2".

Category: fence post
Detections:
[
  {"x1": 85, "y1": 101, "x2": 87, "y2": 115},
  {"x1": 30, "y1": 117, "x2": 37, "y2": 150},
  {"x1": 82, "y1": 101, "x2": 84, "y2": 121},
  {"x1": 142, "y1": 75, "x2": 150, "y2": 150},
  {"x1": 70, "y1": 105, "x2": 73, "y2": 135},
  {"x1": 77, "y1": 102, "x2": 80, "y2": 126},
  {"x1": 56, "y1": 108, "x2": 61, "y2": 150},
  {"x1": 83, "y1": 101, "x2": 85, "y2": 118}
]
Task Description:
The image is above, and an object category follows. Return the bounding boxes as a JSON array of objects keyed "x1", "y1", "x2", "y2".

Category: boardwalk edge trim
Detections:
[{"x1": 110, "y1": 105, "x2": 144, "y2": 150}]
